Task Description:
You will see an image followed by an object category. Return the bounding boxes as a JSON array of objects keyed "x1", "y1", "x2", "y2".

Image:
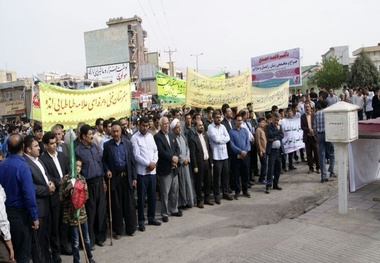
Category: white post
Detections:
[{"x1": 337, "y1": 143, "x2": 348, "y2": 214}]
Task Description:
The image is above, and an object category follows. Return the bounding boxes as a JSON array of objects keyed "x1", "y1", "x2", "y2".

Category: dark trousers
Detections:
[
  {"x1": 6, "y1": 208, "x2": 32, "y2": 263},
  {"x1": 250, "y1": 145, "x2": 259, "y2": 177},
  {"x1": 282, "y1": 152, "x2": 294, "y2": 169},
  {"x1": 194, "y1": 160, "x2": 211, "y2": 202},
  {"x1": 305, "y1": 136, "x2": 319, "y2": 170},
  {"x1": 232, "y1": 155, "x2": 249, "y2": 194},
  {"x1": 258, "y1": 154, "x2": 267, "y2": 182},
  {"x1": 137, "y1": 174, "x2": 157, "y2": 227},
  {"x1": 50, "y1": 203, "x2": 61, "y2": 258},
  {"x1": 32, "y1": 215, "x2": 51, "y2": 263},
  {"x1": 85, "y1": 178, "x2": 107, "y2": 246},
  {"x1": 267, "y1": 149, "x2": 281, "y2": 187},
  {"x1": 213, "y1": 159, "x2": 229, "y2": 200},
  {"x1": 59, "y1": 202, "x2": 70, "y2": 250},
  {"x1": 358, "y1": 109, "x2": 364, "y2": 120},
  {"x1": 111, "y1": 175, "x2": 136, "y2": 235}
]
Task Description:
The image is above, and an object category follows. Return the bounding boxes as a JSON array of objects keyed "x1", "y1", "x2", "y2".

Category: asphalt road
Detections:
[{"x1": 61, "y1": 159, "x2": 338, "y2": 263}]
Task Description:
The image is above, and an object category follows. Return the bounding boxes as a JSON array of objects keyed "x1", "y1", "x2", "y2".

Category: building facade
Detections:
[{"x1": 352, "y1": 43, "x2": 380, "y2": 72}]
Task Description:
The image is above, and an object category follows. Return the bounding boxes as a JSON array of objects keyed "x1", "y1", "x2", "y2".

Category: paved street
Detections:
[{"x1": 61, "y1": 160, "x2": 380, "y2": 263}]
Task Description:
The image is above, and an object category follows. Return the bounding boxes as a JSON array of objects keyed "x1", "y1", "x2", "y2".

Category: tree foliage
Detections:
[
  {"x1": 311, "y1": 57, "x2": 346, "y2": 89},
  {"x1": 348, "y1": 51, "x2": 379, "y2": 87}
]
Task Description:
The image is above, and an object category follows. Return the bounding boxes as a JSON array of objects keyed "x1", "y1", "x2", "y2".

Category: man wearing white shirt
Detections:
[
  {"x1": 24, "y1": 135, "x2": 55, "y2": 263},
  {"x1": 99, "y1": 119, "x2": 112, "y2": 156},
  {"x1": 131, "y1": 117, "x2": 161, "y2": 232},
  {"x1": 208, "y1": 110, "x2": 233, "y2": 203},
  {"x1": 40, "y1": 132, "x2": 70, "y2": 261}
]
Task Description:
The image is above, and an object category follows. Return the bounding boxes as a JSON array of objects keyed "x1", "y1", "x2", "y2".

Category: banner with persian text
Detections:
[
  {"x1": 280, "y1": 118, "x2": 304, "y2": 154},
  {"x1": 156, "y1": 71, "x2": 186, "y2": 107},
  {"x1": 185, "y1": 68, "x2": 251, "y2": 108},
  {"x1": 38, "y1": 79, "x2": 131, "y2": 131},
  {"x1": 251, "y1": 47, "x2": 301, "y2": 88},
  {"x1": 251, "y1": 81, "x2": 289, "y2": 112}
]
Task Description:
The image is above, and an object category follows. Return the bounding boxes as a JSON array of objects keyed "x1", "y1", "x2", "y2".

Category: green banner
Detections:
[{"x1": 156, "y1": 71, "x2": 186, "y2": 103}]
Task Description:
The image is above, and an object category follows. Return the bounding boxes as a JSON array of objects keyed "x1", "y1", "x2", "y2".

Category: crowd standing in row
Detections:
[{"x1": 0, "y1": 85, "x2": 375, "y2": 262}]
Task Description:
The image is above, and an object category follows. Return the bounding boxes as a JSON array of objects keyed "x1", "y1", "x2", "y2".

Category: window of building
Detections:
[
  {"x1": 5, "y1": 90, "x2": 13, "y2": 101},
  {"x1": 20, "y1": 90, "x2": 25, "y2": 100},
  {"x1": 6, "y1": 73, "x2": 12, "y2": 81}
]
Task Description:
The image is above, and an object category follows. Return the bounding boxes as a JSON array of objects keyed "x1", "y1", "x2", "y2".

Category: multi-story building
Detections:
[
  {"x1": 0, "y1": 75, "x2": 32, "y2": 122},
  {"x1": 0, "y1": 70, "x2": 17, "y2": 83},
  {"x1": 352, "y1": 43, "x2": 380, "y2": 72},
  {"x1": 321, "y1": 46, "x2": 350, "y2": 66},
  {"x1": 84, "y1": 15, "x2": 147, "y2": 90}
]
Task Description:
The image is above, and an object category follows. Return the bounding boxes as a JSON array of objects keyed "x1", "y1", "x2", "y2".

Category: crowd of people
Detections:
[{"x1": 0, "y1": 85, "x2": 375, "y2": 262}]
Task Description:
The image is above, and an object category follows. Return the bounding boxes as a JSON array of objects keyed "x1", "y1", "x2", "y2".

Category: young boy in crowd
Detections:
[{"x1": 59, "y1": 156, "x2": 97, "y2": 263}]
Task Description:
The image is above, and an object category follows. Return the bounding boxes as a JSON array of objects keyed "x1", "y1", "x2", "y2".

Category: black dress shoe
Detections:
[
  {"x1": 234, "y1": 193, "x2": 239, "y2": 200},
  {"x1": 61, "y1": 246, "x2": 72, "y2": 255},
  {"x1": 148, "y1": 219, "x2": 161, "y2": 226},
  {"x1": 273, "y1": 186, "x2": 282, "y2": 190},
  {"x1": 215, "y1": 199, "x2": 221, "y2": 205},
  {"x1": 96, "y1": 241, "x2": 105, "y2": 247},
  {"x1": 204, "y1": 200, "x2": 214, "y2": 206},
  {"x1": 289, "y1": 166, "x2": 297, "y2": 170},
  {"x1": 138, "y1": 225, "x2": 146, "y2": 232},
  {"x1": 185, "y1": 204, "x2": 193, "y2": 209},
  {"x1": 243, "y1": 192, "x2": 251, "y2": 198},
  {"x1": 223, "y1": 195, "x2": 233, "y2": 201},
  {"x1": 91, "y1": 245, "x2": 96, "y2": 251},
  {"x1": 171, "y1": 211, "x2": 183, "y2": 217},
  {"x1": 52, "y1": 254, "x2": 62, "y2": 263},
  {"x1": 162, "y1": 216, "x2": 169, "y2": 222},
  {"x1": 115, "y1": 234, "x2": 122, "y2": 239}
]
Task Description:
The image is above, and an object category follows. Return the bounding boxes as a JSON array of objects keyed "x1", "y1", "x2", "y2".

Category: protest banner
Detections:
[
  {"x1": 38, "y1": 79, "x2": 131, "y2": 131},
  {"x1": 251, "y1": 81, "x2": 289, "y2": 112},
  {"x1": 251, "y1": 47, "x2": 301, "y2": 88},
  {"x1": 185, "y1": 68, "x2": 251, "y2": 108},
  {"x1": 280, "y1": 118, "x2": 305, "y2": 154},
  {"x1": 156, "y1": 71, "x2": 186, "y2": 104}
]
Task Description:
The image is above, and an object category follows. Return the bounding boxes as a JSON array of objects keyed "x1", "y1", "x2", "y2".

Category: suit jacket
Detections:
[
  {"x1": 265, "y1": 122, "x2": 285, "y2": 155},
  {"x1": 255, "y1": 127, "x2": 267, "y2": 156},
  {"x1": 189, "y1": 133, "x2": 213, "y2": 172},
  {"x1": 300, "y1": 113, "x2": 317, "y2": 143},
  {"x1": 24, "y1": 154, "x2": 51, "y2": 218},
  {"x1": 154, "y1": 130, "x2": 180, "y2": 176},
  {"x1": 102, "y1": 138, "x2": 137, "y2": 191},
  {"x1": 40, "y1": 151, "x2": 69, "y2": 207},
  {"x1": 221, "y1": 118, "x2": 235, "y2": 156}
]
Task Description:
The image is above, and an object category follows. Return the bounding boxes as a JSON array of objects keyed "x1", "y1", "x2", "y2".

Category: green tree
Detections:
[
  {"x1": 311, "y1": 57, "x2": 346, "y2": 89},
  {"x1": 348, "y1": 51, "x2": 379, "y2": 87}
]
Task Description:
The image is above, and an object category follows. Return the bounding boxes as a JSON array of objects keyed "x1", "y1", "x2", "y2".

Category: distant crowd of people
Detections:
[{"x1": 0, "y1": 85, "x2": 375, "y2": 262}]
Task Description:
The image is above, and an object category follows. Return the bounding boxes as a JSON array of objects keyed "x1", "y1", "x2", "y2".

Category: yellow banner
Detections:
[
  {"x1": 251, "y1": 81, "x2": 289, "y2": 112},
  {"x1": 185, "y1": 68, "x2": 251, "y2": 108},
  {"x1": 39, "y1": 79, "x2": 131, "y2": 130}
]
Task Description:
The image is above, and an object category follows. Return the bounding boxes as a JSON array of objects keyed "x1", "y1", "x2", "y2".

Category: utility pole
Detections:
[
  {"x1": 190, "y1": 53, "x2": 203, "y2": 72},
  {"x1": 164, "y1": 48, "x2": 177, "y2": 77}
]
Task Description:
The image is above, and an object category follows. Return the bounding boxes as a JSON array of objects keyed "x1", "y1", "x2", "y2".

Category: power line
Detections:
[
  {"x1": 136, "y1": 0, "x2": 166, "y2": 51},
  {"x1": 147, "y1": 0, "x2": 170, "y2": 48}
]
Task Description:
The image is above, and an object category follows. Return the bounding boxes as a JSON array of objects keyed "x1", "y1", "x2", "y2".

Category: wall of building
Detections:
[{"x1": 0, "y1": 70, "x2": 17, "y2": 83}]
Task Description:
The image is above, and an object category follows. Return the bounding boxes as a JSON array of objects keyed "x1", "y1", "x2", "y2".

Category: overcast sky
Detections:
[{"x1": 1, "y1": 0, "x2": 379, "y2": 78}]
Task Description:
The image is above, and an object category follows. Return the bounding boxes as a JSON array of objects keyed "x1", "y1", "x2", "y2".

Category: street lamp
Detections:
[{"x1": 190, "y1": 53, "x2": 203, "y2": 72}]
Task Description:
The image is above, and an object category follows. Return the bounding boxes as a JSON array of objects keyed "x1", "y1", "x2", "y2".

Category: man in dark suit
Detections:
[
  {"x1": 221, "y1": 104, "x2": 235, "y2": 192},
  {"x1": 40, "y1": 132, "x2": 70, "y2": 262},
  {"x1": 265, "y1": 113, "x2": 285, "y2": 194},
  {"x1": 24, "y1": 135, "x2": 55, "y2": 263},
  {"x1": 189, "y1": 120, "x2": 213, "y2": 208},
  {"x1": 103, "y1": 121, "x2": 137, "y2": 238},
  {"x1": 301, "y1": 103, "x2": 320, "y2": 174},
  {"x1": 154, "y1": 117, "x2": 182, "y2": 223}
]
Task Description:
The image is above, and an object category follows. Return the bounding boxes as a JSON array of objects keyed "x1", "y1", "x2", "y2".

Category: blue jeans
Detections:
[
  {"x1": 317, "y1": 133, "x2": 335, "y2": 179},
  {"x1": 71, "y1": 220, "x2": 93, "y2": 263}
]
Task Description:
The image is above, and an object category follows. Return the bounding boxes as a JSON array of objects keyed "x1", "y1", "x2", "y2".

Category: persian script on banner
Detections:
[
  {"x1": 156, "y1": 71, "x2": 186, "y2": 106},
  {"x1": 38, "y1": 79, "x2": 131, "y2": 131},
  {"x1": 186, "y1": 68, "x2": 251, "y2": 108},
  {"x1": 251, "y1": 81, "x2": 289, "y2": 112},
  {"x1": 280, "y1": 118, "x2": 305, "y2": 154}
]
